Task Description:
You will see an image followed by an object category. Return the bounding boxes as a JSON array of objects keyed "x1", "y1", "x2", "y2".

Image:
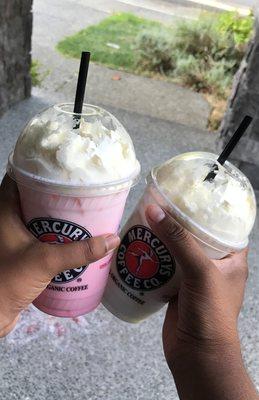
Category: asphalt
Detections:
[{"x1": 0, "y1": 1, "x2": 258, "y2": 399}]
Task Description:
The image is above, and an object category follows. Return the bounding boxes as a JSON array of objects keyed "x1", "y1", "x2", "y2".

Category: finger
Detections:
[
  {"x1": 146, "y1": 204, "x2": 213, "y2": 279},
  {"x1": 31, "y1": 234, "x2": 120, "y2": 278},
  {"x1": 0, "y1": 174, "x2": 21, "y2": 213},
  {"x1": 0, "y1": 175, "x2": 33, "y2": 248}
]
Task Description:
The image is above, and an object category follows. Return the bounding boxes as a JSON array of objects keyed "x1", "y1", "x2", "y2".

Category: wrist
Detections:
[
  {"x1": 170, "y1": 337, "x2": 242, "y2": 372},
  {"x1": 168, "y1": 339, "x2": 258, "y2": 400},
  {"x1": 166, "y1": 324, "x2": 241, "y2": 370}
]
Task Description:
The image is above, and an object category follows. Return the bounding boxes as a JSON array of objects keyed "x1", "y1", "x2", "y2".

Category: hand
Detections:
[
  {"x1": 146, "y1": 204, "x2": 258, "y2": 400},
  {"x1": 0, "y1": 176, "x2": 120, "y2": 337},
  {"x1": 147, "y1": 204, "x2": 246, "y2": 356}
]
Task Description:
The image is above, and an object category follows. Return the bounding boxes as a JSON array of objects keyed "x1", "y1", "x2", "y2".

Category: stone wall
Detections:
[
  {"x1": 218, "y1": 8, "x2": 259, "y2": 189},
  {"x1": 0, "y1": 0, "x2": 33, "y2": 116}
]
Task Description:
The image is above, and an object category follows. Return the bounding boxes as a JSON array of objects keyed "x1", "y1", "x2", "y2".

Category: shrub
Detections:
[
  {"x1": 203, "y1": 60, "x2": 234, "y2": 97},
  {"x1": 171, "y1": 54, "x2": 205, "y2": 89},
  {"x1": 216, "y1": 11, "x2": 254, "y2": 45},
  {"x1": 134, "y1": 28, "x2": 175, "y2": 74},
  {"x1": 134, "y1": 11, "x2": 254, "y2": 99},
  {"x1": 170, "y1": 17, "x2": 219, "y2": 58}
]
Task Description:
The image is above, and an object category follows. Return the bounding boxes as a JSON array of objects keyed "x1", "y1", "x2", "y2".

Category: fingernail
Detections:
[
  {"x1": 105, "y1": 234, "x2": 120, "y2": 252},
  {"x1": 147, "y1": 204, "x2": 165, "y2": 223}
]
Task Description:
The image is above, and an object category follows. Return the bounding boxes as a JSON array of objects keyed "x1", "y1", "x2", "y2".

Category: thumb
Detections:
[
  {"x1": 31, "y1": 234, "x2": 120, "y2": 278},
  {"x1": 146, "y1": 204, "x2": 212, "y2": 279}
]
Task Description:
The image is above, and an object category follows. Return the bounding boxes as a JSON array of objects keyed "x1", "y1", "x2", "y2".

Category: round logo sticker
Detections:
[
  {"x1": 116, "y1": 225, "x2": 175, "y2": 291},
  {"x1": 27, "y1": 218, "x2": 92, "y2": 284}
]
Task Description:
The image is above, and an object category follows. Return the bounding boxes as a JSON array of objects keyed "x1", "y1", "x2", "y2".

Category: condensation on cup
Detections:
[
  {"x1": 7, "y1": 103, "x2": 140, "y2": 318},
  {"x1": 102, "y1": 152, "x2": 257, "y2": 323}
]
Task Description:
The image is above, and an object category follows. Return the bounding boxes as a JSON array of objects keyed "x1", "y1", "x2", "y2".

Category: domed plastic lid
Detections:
[
  {"x1": 9, "y1": 103, "x2": 140, "y2": 194},
  {"x1": 152, "y1": 151, "x2": 256, "y2": 250}
]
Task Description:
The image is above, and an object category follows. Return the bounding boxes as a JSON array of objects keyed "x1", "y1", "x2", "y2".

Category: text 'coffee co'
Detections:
[{"x1": 117, "y1": 225, "x2": 175, "y2": 291}]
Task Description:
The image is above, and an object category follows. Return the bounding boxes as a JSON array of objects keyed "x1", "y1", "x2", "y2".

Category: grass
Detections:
[
  {"x1": 56, "y1": 12, "x2": 253, "y2": 131},
  {"x1": 57, "y1": 13, "x2": 162, "y2": 71},
  {"x1": 30, "y1": 60, "x2": 49, "y2": 87}
]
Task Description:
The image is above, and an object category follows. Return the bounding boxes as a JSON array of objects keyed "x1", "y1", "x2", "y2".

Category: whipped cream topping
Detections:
[
  {"x1": 13, "y1": 106, "x2": 140, "y2": 185},
  {"x1": 155, "y1": 152, "x2": 256, "y2": 245}
]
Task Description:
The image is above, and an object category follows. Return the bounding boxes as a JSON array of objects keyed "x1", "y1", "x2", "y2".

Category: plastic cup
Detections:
[
  {"x1": 7, "y1": 104, "x2": 140, "y2": 318},
  {"x1": 102, "y1": 152, "x2": 256, "y2": 323}
]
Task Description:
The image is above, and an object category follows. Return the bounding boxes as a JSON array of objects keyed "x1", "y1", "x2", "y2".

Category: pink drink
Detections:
[
  {"x1": 8, "y1": 103, "x2": 140, "y2": 318},
  {"x1": 18, "y1": 183, "x2": 129, "y2": 317}
]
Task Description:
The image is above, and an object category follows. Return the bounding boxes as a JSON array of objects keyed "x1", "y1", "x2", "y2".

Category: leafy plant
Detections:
[
  {"x1": 216, "y1": 11, "x2": 254, "y2": 45},
  {"x1": 134, "y1": 11, "x2": 253, "y2": 99},
  {"x1": 134, "y1": 28, "x2": 175, "y2": 73},
  {"x1": 170, "y1": 17, "x2": 220, "y2": 58},
  {"x1": 171, "y1": 54, "x2": 205, "y2": 89},
  {"x1": 203, "y1": 60, "x2": 233, "y2": 97}
]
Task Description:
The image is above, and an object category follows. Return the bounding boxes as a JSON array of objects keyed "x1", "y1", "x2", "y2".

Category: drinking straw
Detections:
[
  {"x1": 73, "y1": 51, "x2": 91, "y2": 128},
  {"x1": 204, "y1": 115, "x2": 253, "y2": 182}
]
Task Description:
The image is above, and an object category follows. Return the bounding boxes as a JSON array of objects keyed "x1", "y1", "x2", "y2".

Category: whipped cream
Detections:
[
  {"x1": 155, "y1": 152, "x2": 256, "y2": 245},
  {"x1": 13, "y1": 105, "x2": 140, "y2": 185}
]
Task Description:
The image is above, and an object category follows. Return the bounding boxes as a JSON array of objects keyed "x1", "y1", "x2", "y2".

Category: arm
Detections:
[
  {"x1": 0, "y1": 175, "x2": 120, "y2": 336},
  {"x1": 146, "y1": 204, "x2": 259, "y2": 400}
]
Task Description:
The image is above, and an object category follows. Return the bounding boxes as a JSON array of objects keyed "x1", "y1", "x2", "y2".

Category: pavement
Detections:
[
  {"x1": 0, "y1": 1, "x2": 258, "y2": 399},
  {"x1": 165, "y1": 0, "x2": 254, "y2": 14},
  {"x1": 32, "y1": 0, "x2": 211, "y2": 130}
]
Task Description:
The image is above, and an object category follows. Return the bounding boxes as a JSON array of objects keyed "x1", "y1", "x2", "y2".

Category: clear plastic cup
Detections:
[
  {"x1": 102, "y1": 152, "x2": 256, "y2": 323},
  {"x1": 7, "y1": 103, "x2": 140, "y2": 318}
]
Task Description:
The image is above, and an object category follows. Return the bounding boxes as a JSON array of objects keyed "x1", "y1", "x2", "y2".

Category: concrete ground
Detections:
[
  {"x1": 1, "y1": 93, "x2": 258, "y2": 400},
  {"x1": 32, "y1": 0, "x2": 211, "y2": 130},
  {"x1": 0, "y1": 1, "x2": 258, "y2": 399},
  {"x1": 165, "y1": 0, "x2": 255, "y2": 13}
]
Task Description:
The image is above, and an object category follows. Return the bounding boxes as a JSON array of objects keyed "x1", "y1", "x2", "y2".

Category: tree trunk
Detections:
[
  {"x1": 0, "y1": 0, "x2": 33, "y2": 116},
  {"x1": 218, "y1": 8, "x2": 259, "y2": 190}
]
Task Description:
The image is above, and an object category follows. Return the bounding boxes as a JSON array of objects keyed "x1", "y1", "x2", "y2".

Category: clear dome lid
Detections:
[
  {"x1": 151, "y1": 152, "x2": 256, "y2": 249},
  {"x1": 8, "y1": 103, "x2": 140, "y2": 194}
]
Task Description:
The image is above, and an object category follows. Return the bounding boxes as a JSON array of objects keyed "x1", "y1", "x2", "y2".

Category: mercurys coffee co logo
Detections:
[
  {"x1": 117, "y1": 225, "x2": 175, "y2": 291},
  {"x1": 27, "y1": 218, "x2": 92, "y2": 284}
]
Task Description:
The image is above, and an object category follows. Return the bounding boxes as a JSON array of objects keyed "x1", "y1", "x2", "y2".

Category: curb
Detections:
[{"x1": 164, "y1": 0, "x2": 251, "y2": 15}]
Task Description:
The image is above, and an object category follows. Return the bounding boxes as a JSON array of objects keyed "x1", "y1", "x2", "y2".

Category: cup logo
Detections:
[
  {"x1": 27, "y1": 218, "x2": 92, "y2": 284},
  {"x1": 117, "y1": 225, "x2": 175, "y2": 291}
]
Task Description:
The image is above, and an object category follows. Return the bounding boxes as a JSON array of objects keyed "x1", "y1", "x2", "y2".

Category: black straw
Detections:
[
  {"x1": 73, "y1": 51, "x2": 91, "y2": 128},
  {"x1": 217, "y1": 116, "x2": 252, "y2": 164},
  {"x1": 204, "y1": 115, "x2": 253, "y2": 182}
]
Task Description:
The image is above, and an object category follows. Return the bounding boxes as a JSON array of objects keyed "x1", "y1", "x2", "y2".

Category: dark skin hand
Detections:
[
  {"x1": 0, "y1": 176, "x2": 258, "y2": 400},
  {"x1": 146, "y1": 204, "x2": 259, "y2": 400},
  {"x1": 0, "y1": 175, "x2": 120, "y2": 337}
]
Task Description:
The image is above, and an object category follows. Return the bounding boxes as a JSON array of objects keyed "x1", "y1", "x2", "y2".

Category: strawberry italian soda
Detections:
[
  {"x1": 7, "y1": 103, "x2": 140, "y2": 317},
  {"x1": 102, "y1": 152, "x2": 256, "y2": 323}
]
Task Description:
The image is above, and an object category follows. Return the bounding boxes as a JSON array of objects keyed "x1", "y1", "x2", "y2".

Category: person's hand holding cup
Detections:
[
  {"x1": 146, "y1": 204, "x2": 258, "y2": 400},
  {"x1": 103, "y1": 152, "x2": 256, "y2": 323},
  {"x1": 0, "y1": 176, "x2": 120, "y2": 337}
]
